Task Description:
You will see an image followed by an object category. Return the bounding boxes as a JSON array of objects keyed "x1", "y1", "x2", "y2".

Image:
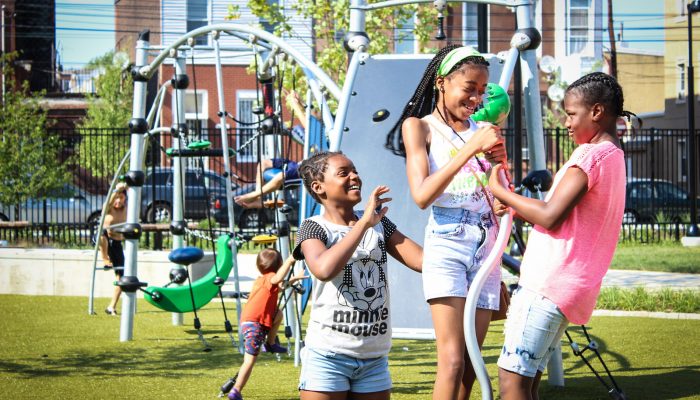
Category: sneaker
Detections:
[
  {"x1": 105, "y1": 307, "x2": 117, "y2": 316},
  {"x1": 227, "y1": 388, "x2": 243, "y2": 400},
  {"x1": 263, "y1": 342, "x2": 287, "y2": 353}
]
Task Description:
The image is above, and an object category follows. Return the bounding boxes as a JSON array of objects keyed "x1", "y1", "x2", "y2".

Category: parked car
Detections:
[
  {"x1": 0, "y1": 183, "x2": 105, "y2": 227},
  {"x1": 141, "y1": 167, "x2": 252, "y2": 225},
  {"x1": 624, "y1": 179, "x2": 700, "y2": 223},
  {"x1": 211, "y1": 184, "x2": 302, "y2": 229}
]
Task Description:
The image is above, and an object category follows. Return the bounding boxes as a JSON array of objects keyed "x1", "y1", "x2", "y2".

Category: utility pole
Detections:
[
  {"x1": 606, "y1": 0, "x2": 617, "y2": 78},
  {"x1": 2, "y1": 4, "x2": 6, "y2": 105}
]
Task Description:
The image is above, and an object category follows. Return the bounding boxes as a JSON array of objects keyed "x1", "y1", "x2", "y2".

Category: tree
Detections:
[
  {"x1": 78, "y1": 51, "x2": 133, "y2": 178},
  {"x1": 237, "y1": 0, "x2": 438, "y2": 111},
  {"x1": 0, "y1": 52, "x2": 71, "y2": 210}
]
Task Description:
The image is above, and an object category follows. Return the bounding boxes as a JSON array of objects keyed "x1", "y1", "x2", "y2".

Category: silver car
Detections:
[{"x1": 0, "y1": 183, "x2": 106, "y2": 226}]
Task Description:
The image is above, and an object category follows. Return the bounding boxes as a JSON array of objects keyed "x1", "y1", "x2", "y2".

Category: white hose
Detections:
[{"x1": 464, "y1": 169, "x2": 513, "y2": 400}]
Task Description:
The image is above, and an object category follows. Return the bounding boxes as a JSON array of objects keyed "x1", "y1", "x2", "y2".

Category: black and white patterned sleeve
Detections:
[
  {"x1": 380, "y1": 216, "x2": 397, "y2": 240},
  {"x1": 293, "y1": 219, "x2": 328, "y2": 260}
]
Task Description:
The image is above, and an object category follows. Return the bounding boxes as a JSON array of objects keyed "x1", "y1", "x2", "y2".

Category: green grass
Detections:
[
  {"x1": 2, "y1": 295, "x2": 700, "y2": 399},
  {"x1": 598, "y1": 287, "x2": 700, "y2": 313},
  {"x1": 611, "y1": 241, "x2": 700, "y2": 274}
]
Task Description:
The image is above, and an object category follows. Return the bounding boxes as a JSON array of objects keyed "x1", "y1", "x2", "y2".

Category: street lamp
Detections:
[{"x1": 686, "y1": 0, "x2": 700, "y2": 239}]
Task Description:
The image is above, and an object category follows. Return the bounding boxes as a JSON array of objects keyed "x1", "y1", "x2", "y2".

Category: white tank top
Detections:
[{"x1": 423, "y1": 114, "x2": 493, "y2": 212}]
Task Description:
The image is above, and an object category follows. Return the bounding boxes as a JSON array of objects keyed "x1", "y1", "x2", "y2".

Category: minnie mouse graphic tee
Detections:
[{"x1": 293, "y1": 211, "x2": 397, "y2": 359}]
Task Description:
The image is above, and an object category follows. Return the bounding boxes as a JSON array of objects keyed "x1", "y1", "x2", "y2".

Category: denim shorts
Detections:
[
  {"x1": 240, "y1": 322, "x2": 270, "y2": 356},
  {"x1": 298, "y1": 347, "x2": 392, "y2": 393},
  {"x1": 497, "y1": 287, "x2": 569, "y2": 377},
  {"x1": 422, "y1": 206, "x2": 501, "y2": 310}
]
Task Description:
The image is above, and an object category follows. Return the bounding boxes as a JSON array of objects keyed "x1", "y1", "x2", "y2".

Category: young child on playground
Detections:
[
  {"x1": 488, "y1": 72, "x2": 631, "y2": 400},
  {"x1": 228, "y1": 249, "x2": 306, "y2": 400},
  {"x1": 100, "y1": 182, "x2": 128, "y2": 316},
  {"x1": 293, "y1": 151, "x2": 423, "y2": 400},
  {"x1": 390, "y1": 44, "x2": 507, "y2": 399}
]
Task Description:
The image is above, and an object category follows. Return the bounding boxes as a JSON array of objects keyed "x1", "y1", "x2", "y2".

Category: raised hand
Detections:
[
  {"x1": 484, "y1": 142, "x2": 508, "y2": 165},
  {"x1": 360, "y1": 185, "x2": 392, "y2": 227},
  {"x1": 470, "y1": 123, "x2": 504, "y2": 153}
]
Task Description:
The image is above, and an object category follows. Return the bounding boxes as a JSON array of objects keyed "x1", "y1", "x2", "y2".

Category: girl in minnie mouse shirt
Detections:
[{"x1": 293, "y1": 151, "x2": 422, "y2": 400}]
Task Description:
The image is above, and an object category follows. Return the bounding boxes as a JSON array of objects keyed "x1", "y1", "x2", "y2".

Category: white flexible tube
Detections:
[{"x1": 464, "y1": 169, "x2": 513, "y2": 400}]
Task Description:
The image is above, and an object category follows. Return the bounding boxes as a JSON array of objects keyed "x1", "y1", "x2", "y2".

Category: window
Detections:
[
  {"x1": 187, "y1": 0, "x2": 209, "y2": 46},
  {"x1": 567, "y1": 0, "x2": 590, "y2": 55},
  {"x1": 236, "y1": 90, "x2": 277, "y2": 162},
  {"x1": 185, "y1": 90, "x2": 208, "y2": 135},
  {"x1": 184, "y1": 90, "x2": 208, "y2": 168},
  {"x1": 395, "y1": 13, "x2": 416, "y2": 54},
  {"x1": 677, "y1": 62, "x2": 687, "y2": 103}
]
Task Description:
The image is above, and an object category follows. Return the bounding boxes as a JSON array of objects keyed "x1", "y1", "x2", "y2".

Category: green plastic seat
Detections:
[{"x1": 143, "y1": 235, "x2": 233, "y2": 313}]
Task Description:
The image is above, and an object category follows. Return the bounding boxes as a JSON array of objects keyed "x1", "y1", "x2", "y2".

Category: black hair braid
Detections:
[
  {"x1": 385, "y1": 45, "x2": 460, "y2": 157},
  {"x1": 566, "y1": 72, "x2": 640, "y2": 126},
  {"x1": 298, "y1": 151, "x2": 343, "y2": 202},
  {"x1": 386, "y1": 46, "x2": 491, "y2": 157}
]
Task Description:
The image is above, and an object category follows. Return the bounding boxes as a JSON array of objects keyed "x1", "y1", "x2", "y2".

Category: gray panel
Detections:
[{"x1": 340, "y1": 54, "x2": 504, "y2": 334}]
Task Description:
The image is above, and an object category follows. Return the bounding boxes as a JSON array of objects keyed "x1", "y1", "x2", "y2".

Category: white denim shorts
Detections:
[
  {"x1": 497, "y1": 286, "x2": 569, "y2": 377},
  {"x1": 422, "y1": 206, "x2": 501, "y2": 310}
]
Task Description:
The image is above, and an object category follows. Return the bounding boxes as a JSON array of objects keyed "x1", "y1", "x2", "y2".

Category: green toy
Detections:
[
  {"x1": 472, "y1": 82, "x2": 511, "y2": 125},
  {"x1": 188, "y1": 140, "x2": 211, "y2": 150},
  {"x1": 144, "y1": 234, "x2": 233, "y2": 313}
]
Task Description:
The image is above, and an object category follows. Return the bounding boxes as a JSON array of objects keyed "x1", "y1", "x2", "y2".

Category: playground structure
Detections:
[{"x1": 96, "y1": 0, "x2": 627, "y2": 399}]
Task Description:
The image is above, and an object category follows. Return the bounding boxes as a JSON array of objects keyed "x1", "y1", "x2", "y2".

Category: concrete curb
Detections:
[{"x1": 593, "y1": 309, "x2": 700, "y2": 320}]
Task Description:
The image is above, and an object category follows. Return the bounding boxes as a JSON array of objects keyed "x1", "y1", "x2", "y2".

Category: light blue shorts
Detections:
[
  {"x1": 497, "y1": 287, "x2": 569, "y2": 377},
  {"x1": 298, "y1": 347, "x2": 392, "y2": 393},
  {"x1": 422, "y1": 206, "x2": 501, "y2": 310}
]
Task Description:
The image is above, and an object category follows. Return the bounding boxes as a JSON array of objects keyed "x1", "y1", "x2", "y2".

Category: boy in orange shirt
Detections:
[{"x1": 228, "y1": 249, "x2": 306, "y2": 400}]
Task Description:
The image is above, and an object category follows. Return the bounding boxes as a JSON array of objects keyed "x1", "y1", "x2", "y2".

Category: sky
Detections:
[
  {"x1": 604, "y1": 0, "x2": 665, "y2": 53},
  {"x1": 55, "y1": 0, "x2": 115, "y2": 69},
  {"x1": 54, "y1": 0, "x2": 666, "y2": 69}
]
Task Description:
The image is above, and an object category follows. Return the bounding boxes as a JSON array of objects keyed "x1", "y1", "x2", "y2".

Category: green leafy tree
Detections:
[
  {"x1": 0, "y1": 52, "x2": 71, "y2": 211},
  {"x1": 78, "y1": 51, "x2": 133, "y2": 178},
  {"x1": 236, "y1": 0, "x2": 438, "y2": 111}
]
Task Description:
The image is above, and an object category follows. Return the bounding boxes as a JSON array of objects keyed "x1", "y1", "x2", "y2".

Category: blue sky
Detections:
[
  {"x1": 606, "y1": 1, "x2": 665, "y2": 53},
  {"x1": 56, "y1": 0, "x2": 115, "y2": 69},
  {"x1": 55, "y1": 0, "x2": 665, "y2": 69}
]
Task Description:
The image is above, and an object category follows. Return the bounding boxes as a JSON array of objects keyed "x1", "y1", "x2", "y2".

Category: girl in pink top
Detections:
[{"x1": 488, "y1": 72, "x2": 633, "y2": 400}]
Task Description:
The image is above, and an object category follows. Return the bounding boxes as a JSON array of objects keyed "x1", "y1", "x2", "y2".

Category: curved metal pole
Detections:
[
  {"x1": 464, "y1": 170, "x2": 513, "y2": 400},
  {"x1": 349, "y1": 0, "x2": 532, "y2": 12},
  {"x1": 88, "y1": 150, "x2": 131, "y2": 315},
  {"x1": 329, "y1": 50, "x2": 365, "y2": 151},
  {"x1": 213, "y1": 33, "x2": 244, "y2": 353},
  {"x1": 136, "y1": 23, "x2": 340, "y2": 101}
]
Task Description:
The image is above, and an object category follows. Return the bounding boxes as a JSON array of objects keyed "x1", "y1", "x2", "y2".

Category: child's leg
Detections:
[
  {"x1": 429, "y1": 296, "x2": 467, "y2": 399},
  {"x1": 233, "y1": 352, "x2": 258, "y2": 393},
  {"x1": 300, "y1": 391, "x2": 349, "y2": 400},
  {"x1": 498, "y1": 367, "x2": 535, "y2": 400},
  {"x1": 459, "y1": 308, "x2": 493, "y2": 400},
  {"x1": 349, "y1": 390, "x2": 390, "y2": 400},
  {"x1": 266, "y1": 311, "x2": 283, "y2": 346},
  {"x1": 497, "y1": 287, "x2": 568, "y2": 400}
]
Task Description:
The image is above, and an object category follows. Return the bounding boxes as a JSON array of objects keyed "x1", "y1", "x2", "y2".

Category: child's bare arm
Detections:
[
  {"x1": 489, "y1": 164, "x2": 588, "y2": 230},
  {"x1": 301, "y1": 186, "x2": 390, "y2": 281},
  {"x1": 270, "y1": 255, "x2": 296, "y2": 286},
  {"x1": 386, "y1": 230, "x2": 422, "y2": 273}
]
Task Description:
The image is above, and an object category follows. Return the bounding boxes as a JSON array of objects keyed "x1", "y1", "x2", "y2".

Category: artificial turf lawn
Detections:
[
  {"x1": 1, "y1": 295, "x2": 699, "y2": 399},
  {"x1": 610, "y1": 242, "x2": 700, "y2": 274}
]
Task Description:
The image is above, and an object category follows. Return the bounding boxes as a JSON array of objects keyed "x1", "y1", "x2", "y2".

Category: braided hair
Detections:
[
  {"x1": 298, "y1": 151, "x2": 344, "y2": 202},
  {"x1": 386, "y1": 45, "x2": 490, "y2": 157},
  {"x1": 565, "y1": 72, "x2": 638, "y2": 125}
]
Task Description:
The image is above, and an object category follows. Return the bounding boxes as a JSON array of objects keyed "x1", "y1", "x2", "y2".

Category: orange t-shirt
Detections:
[{"x1": 240, "y1": 272, "x2": 280, "y2": 328}]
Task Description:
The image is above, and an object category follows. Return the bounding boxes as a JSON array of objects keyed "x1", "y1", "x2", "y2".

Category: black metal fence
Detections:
[{"x1": 0, "y1": 127, "x2": 697, "y2": 247}]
